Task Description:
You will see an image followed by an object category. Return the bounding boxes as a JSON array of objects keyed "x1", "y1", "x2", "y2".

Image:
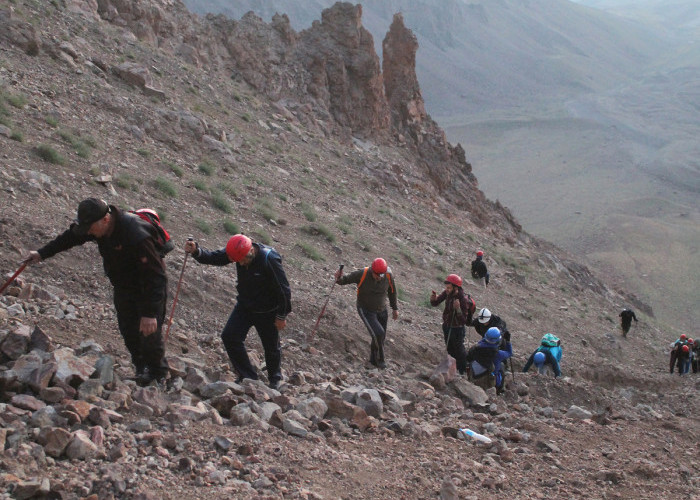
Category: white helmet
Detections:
[{"x1": 477, "y1": 308, "x2": 491, "y2": 323}]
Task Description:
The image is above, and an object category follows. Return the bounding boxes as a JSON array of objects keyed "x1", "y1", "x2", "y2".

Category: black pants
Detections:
[
  {"x1": 221, "y1": 304, "x2": 281, "y2": 383},
  {"x1": 443, "y1": 324, "x2": 467, "y2": 374},
  {"x1": 357, "y1": 306, "x2": 387, "y2": 364},
  {"x1": 114, "y1": 288, "x2": 167, "y2": 378},
  {"x1": 621, "y1": 321, "x2": 631, "y2": 336}
]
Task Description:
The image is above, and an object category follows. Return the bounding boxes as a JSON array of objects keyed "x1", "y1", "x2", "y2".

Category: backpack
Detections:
[
  {"x1": 471, "y1": 260, "x2": 480, "y2": 279},
  {"x1": 356, "y1": 266, "x2": 394, "y2": 296},
  {"x1": 130, "y1": 208, "x2": 174, "y2": 255},
  {"x1": 540, "y1": 333, "x2": 561, "y2": 347},
  {"x1": 465, "y1": 293, "x2": 476, "y2": 316}
]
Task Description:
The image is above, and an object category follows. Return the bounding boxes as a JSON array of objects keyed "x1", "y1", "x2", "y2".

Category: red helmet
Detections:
[
  {"x1": 476, "y1": 250, "x2": 484, "y2": 257},
  {"x1": 680, "y1": 334, "x2": 687, "y2": 341},
  {"x1": 688, "y1": 338, "x2": 694, "y2": 344},
  {"x1": 444, "y1": 274, "x2": 462, "y2": 287},
  {"x1": 371, "y1": 258, "x2": 387, "y2": 275},
  {"x1": 682, "y1": 345, "x2": 690, "y2": 353},
  {"x1": 226, "y1": 234, "x2": 252, "y2": 262}
]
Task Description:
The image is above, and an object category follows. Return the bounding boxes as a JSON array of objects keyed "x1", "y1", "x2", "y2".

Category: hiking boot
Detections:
[
  {"x1": 376, "y1": 360, "x2": 387, "y2": 369},
  {"x1": 268, "y1": 379, "x2": 281, "y2": 390}
]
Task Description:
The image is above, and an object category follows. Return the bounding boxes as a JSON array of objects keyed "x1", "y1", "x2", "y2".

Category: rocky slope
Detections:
[{"x1": 0, "y1": 1, "x2": 697, "y2": 499}]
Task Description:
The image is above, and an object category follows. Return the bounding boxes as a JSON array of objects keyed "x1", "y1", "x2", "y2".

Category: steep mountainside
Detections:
[{"x1": 0, "y1": 1, "x2": 697, "y2": 499}]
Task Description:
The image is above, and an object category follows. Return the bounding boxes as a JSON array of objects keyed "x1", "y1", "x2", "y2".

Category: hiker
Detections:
[
  {"x1": 335, "y1": 258, "x2": 398, "y2": 369},
  {"x1": 471, "y1": 250, "x2": 489, "y2": 288},
  {"x1": 430, "y1": 274, "x2": 476, "y2": 375},
  {"x1": 669, "y1": 335, "x2": 689, "y2": 375},
  {"x1": 471, "y1": 307, "x2": 510, "y2": 345},
  {"x1": 522, "y1": 333, "x2": 562, "y2": 377},
  {"x1": 23, "y1": 198, "x2": 169, "y2": 385},
  {"x1": 619, "y1": 308, "x2": 638, "y2": 337},
  {"x1": 184, "y1": 234, "x2": 291, "y2": 389},
  {"x1": 690, "y1": 338, "x2": 699, "y2": 374},
  {"x1": 465, "y1": 327, "x2": 512, "y2": 393}
]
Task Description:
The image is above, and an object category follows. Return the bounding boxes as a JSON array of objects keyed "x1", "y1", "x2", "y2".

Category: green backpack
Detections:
[{"x1": 541, "y1": 333, "x2": 561, "y2": 347}]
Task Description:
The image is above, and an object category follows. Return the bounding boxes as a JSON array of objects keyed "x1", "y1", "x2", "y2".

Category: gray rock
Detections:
[
  {"x1": 230, "y1": 404, "x2": 254, "y2": 426},
  {"x1": 355, "y1": 389, "x2": 383, "y2": 418},
  {"x1": 566, "y1": 405, "x2": 593, "y2": 420},
  {"x1": 65, "y1": 430, "x2": 99, "y2": 460},
  {"x1": 295, "y1": 397, "x2": 328, "y2": 420}
]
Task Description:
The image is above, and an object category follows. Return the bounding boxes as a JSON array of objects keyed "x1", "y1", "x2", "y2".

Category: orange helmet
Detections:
[
  {"x1": 371, "y1": 258, "x2": 387, "y2": 275},
  {"x1": 476, "y1": 250, "x2": 484, "y2": 257},
  {"x1": 226, "y1": 234, "x2": 252, "y2": 262}
]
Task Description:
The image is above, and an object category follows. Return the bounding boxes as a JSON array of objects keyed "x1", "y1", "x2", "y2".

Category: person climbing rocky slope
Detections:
[{"x1": 0, "y1": 1, "x2": 697, "y2": 498}]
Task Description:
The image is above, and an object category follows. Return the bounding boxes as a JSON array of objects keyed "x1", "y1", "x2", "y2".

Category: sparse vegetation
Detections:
[
  {"x1": 256, "y1": 198, "x2": 278, "y2": 223},
  {"x1": 115, "y1": 174, "x2": 136, "y2": 191},
  {"x1": 58, "y1": 129, "x2": 92, "y2": 158},
  {"x1": 155, "y1": 177, "x2": 177, "y2": 198},
  {"x1": 136, "y1": 148, "x2": 150, "y2": 158},
  {"x1": 10, "y1": 130, "x2": 23, "y2": 142},
  {"x1": 254, "y1": 230, "x2": 272, "y2": 245},
  {"x1": 4, "y1": 91, "x2": 26, "y2": 109},
  {"x1": 211, "y1": 190, "x2": 232, "y2": 213},
  {"x1": 223, "y1": 220, "x2": 240, "y2": 235},
  {"x1": 217, "y1": 182, "x2": 237, "y2": 197},
  {"x1": 45, "y1": 115, "x2": 59, "y2": 127},
  {"x1": 198, "y1": 160, "x2": 216, "y2": 176},
  {"x1": 193, "y1": 180, "x2": 208, "y2": 191},
  {"x1": 302, "y1": 224, "x2": 336, "y2": 243},
  {"x1": 164, "y1": 160, "x2": 183, "y2": 178},
  {"x1": 35, "y1": 144, "x2": 65, "y2": 165},
  {"x1": 300, "y1": 202, "x2": 317, "y2": 222},
  {"x1": 298, "y1": 241, "x2": 324, "y2": 261},
  {"x1": 195, "y1": 218, "x2": 212, "y2": 235}
]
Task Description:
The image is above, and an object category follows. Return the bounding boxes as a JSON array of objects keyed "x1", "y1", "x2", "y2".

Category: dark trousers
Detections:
[
  {"x1": 221, "y1": 304, "x2": 281, "y2": 383},
  {"x1": 114, "y1": 288, "x2": 167, "y2": 378},
  {"x1": 443, "y1": 324, "x2": 467, "y2": 374},
  {"x1": 357, "y1": 306, "x2": 387, "y2": 364},
  {"x1": 621, "y1": 321, "x2": 631, "y2": 336}
]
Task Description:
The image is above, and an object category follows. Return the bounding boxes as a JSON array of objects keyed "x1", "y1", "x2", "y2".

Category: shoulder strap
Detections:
[
  {"x1": 386, "y1": 271, "x2": 395, "y2": 294},
  {"x1": 356, "y1": 267, "x2": 370, "y2": 296}
]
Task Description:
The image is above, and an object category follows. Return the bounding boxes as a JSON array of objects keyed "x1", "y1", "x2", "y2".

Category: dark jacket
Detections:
[
  {"x1": 471, "y1": 256, "x2": 488, "y2": 279},
  {"x1": 193, "y1": 243, "x2": 291, "y2": 320},
  {"x1": 466, "y1": 338, "x2": 513, "y2": 376},
  {"x1": 619, "y1": 309, "x2": 637, "y2": 325},
  {"x1": 37, "y1": 206, "x2": 167, "y2": 317},
  {"x1": 430, "y1": 288, "x2": 474, "y2": 327},
  {"x1": 337, "y1": 267, "x2": 397, "y2": 313},
  {"x1": 470, "y1": 314, "x2": 508, "y2": 338}
]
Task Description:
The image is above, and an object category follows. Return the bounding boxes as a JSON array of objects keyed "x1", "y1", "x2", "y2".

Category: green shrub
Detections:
[
  {"x1": 300, "y1": 202, "x2": 317, "y2": 222},
  {"x1": 217, "y1": 182, "x2": 237, "y2": 197},
  {"x1": 115, "y1": 174, "x2": 135, "y2": 190},
  {"x1": 168, "y1": 162, "x2": 184, "y2": 178},
  {"x1": 193, "y1": 180, "x2": 208, "y2": 191},
  {"x1": 277, "y1": 193, "x2": 288, "y2": 202},
  {"x1": 195, "y1": 218, "x2": 212, "y2": 235},
  {"x1": 58, "y1": 129, "x2": 91, "y2": 158},
  {"x1": 254, "y1": 230, "x2": 272, "y2": 245},
  {"x1": 255, "y1": 199, "x2": 278, "y2": 222},
  {"x1": 35, "y1": 144, "x2": 65, "y2": 165},
  {"x1": 155, "y1": 177, "x2": 177, "y2": 198},
  {"x1": 5, "y1": 92, "x2": 26, "y2": 109},
  {"x1": 10, "y1": 130, "x2": 23, "y2": 142},
  {"x1": 223, "y1": 220, "x2": 240, "y2": 234},
  {"x1": 302, "y1": 224, "x2": 336, "y2": 243},
  {"x1": 211, "y1": 191, "x2": 232, "y2": 213},
  {"x1": 45, "y1": 115, "x2": 59, "y2": 127},
  {"x1": 241, "y1": 112, "x2": 251, "y2": 122},
  {"x1": 198, "y1": 160, "x2": 216, "y2": 176},
  {"x1": 0, "y1": 114, "x2": 10, "y2": 127},
  {"x1": 298, "y1": 242, "x2": 324, "y2": 261},
  {"x1": 136, "y1": 148, "x2": 150, "y2": 158}
]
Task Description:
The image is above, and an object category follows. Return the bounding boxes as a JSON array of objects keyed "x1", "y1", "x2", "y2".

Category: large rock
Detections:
[
  {"x1": 355, "y1": 389, "x2": 383, "y2": 418},
  {"x1": 453, "y1": 379, "x2": 489, "y2": 405},
  {"x1": 65, "y1": 430, "x2": 100, "y2": 460},
  {"x1": 295, "y1": 397, "x2": 328, "y2": 420},
  {"x1": 51, "y1": 348, "x2": 95, "y2": 386},
  {"x1": 1, "y1": 324, "x2": 31, "y2": 360}
]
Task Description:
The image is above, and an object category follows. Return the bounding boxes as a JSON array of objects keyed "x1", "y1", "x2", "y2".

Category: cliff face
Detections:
[{"x1": 50, "y1": 0, "x2": 517, "y2": 230}]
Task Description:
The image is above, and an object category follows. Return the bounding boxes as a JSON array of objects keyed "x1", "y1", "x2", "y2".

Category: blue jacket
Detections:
[{"x1": 194, "y1": 243, "x2": 292, "y2": 320}]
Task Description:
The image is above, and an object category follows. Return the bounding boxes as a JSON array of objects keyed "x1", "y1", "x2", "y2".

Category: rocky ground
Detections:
[{"x1": 0, "y1": 1, "x2": 698, "y2": 499}]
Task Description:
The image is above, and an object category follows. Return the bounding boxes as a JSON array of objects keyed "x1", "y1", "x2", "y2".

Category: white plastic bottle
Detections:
[{"x1": 460, "y1": 428, "x2": 492, "y2": 444}]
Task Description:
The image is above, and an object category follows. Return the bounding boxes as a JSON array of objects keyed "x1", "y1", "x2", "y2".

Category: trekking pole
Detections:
[
  {"x1": 308, "y1": 264, "x2": 343, "y2": 343},
  {"x1": 0, "y1": 262, "x2": 27, "y2": 296},
  {"x1": 163, "y1": 238, "x2": 192, "y2": 343}
]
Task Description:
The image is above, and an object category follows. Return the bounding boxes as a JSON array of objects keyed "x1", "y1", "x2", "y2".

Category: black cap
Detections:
[{"x1": 73, "y1": 198, "x2": 109, "y2": 235}]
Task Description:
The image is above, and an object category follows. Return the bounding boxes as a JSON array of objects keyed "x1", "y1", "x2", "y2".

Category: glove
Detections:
[{"x1": 503, "y1": 330, "x2": 511, "y2": 342}]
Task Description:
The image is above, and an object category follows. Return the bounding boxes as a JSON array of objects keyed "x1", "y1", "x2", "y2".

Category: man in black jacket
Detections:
[
  {"x1": 470, "y1": 307, "x2": 511, "y2": 345},
  {"x1": 185, "y1": 234, "x2": 291, "y2": 389},
  {"x1": 619, "y1": 308, "x2": 638, "y2": 337},
  {"x1": 24, "y1": 198, "x2": 169, "y2": 385},
  {"x1": 471, "y1": 250, "x2": 489, "y2": 288}
]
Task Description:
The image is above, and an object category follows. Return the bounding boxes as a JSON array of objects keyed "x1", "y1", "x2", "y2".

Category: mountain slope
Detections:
[{"x1": 0, "y1": 1, "x2": 697, "y2": 498}]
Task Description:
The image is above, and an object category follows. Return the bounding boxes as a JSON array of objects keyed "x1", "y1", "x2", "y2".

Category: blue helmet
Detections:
[
  {"x1": 534, "y1": 352, "x2": 546, "y2": 366},
  {"x1": 484, "y1": 327, "x2": 501, "y2": 344}
]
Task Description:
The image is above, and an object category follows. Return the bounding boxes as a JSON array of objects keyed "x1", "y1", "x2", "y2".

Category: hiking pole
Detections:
[
  {"x1": 0, "y1": 262, "x2": 27, "y2": 296},
  {"x1": 308, "y1": 264, "x2": 343, "y2": 343},
  {"x1": 163, "y1": 238, "x2": 192, "y2": 343}
]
